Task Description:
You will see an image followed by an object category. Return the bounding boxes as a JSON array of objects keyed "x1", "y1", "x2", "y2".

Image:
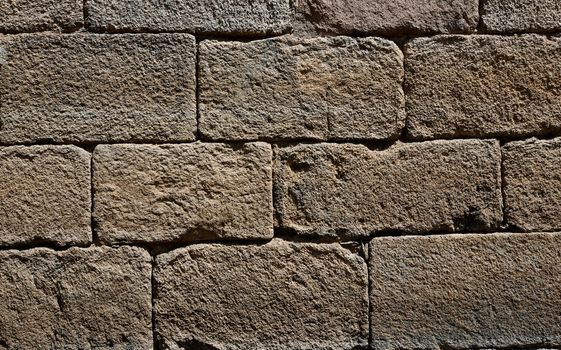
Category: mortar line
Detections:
[
  {"x1": 151, "y1": 256, "x2": 158, "y2": 350},
  {"x1": 195, "y1": 38, "x2": 202, "y2": 141}
]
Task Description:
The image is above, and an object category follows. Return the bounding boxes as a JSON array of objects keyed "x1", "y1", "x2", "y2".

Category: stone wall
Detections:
[{"x1": 0, "y1": 1, "x2": 560, "y2": 349}]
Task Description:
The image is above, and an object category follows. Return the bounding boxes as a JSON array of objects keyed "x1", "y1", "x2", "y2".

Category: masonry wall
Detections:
[{"x1": 0, "y1": 1, "x2": 560, "y2": 349}]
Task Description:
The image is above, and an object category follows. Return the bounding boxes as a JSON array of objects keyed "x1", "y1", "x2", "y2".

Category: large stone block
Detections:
[
  {"x1": 0, "y1": 33, "x2": 196, "y2": 144},
  {"x1": 85, "y1": 0, "x2": 292, "y2": 35},
  {"x1": 0, "y1": 0, "x2": 82, "y2": 32},
  {"x1": 370, "y1": 232, "x2": 561, "y2": 349},
  {"x1": 94, "y1": 142, "x2": 273, "y2": 244},
  {"x1": 503, "y1": 137, "x2": 561, "y2": 232},
  {"x1": 406, "y1": 35, "x2": 561, "y2": 140},
  {"x1": 0, "y1": 145, "x2": 91, "y2": 247},
  {"x1": 275, "y1": 139, "x2": 502, "y2": 237},
  {"x1": 200, "y1": 36, "x2": 404, "y2": 141},
  {"x1": 482, "y1": 0, "x2": 561, "y2": 33},
  {"x1": 0, "y1": 246, "x2": 152, "y2": 349},
  {"x1": 154, "y1": 239, "x2": 368, "y2": 349}
]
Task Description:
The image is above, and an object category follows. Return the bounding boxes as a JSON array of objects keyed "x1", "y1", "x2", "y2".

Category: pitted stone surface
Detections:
[
  {"x1": 200, "y1": 36, "x2": 404, "y2": 141},
  {"x1": 94, "y1": 142, "x2": 273, "y2": 244},
  {"x1": 0, "y1": 246, "x2": 152, "y2": 349},
  {"x1": 503, "y1": 137, "x2": 561, "y2": 232},
  {"x1": 0, "y1": 145, "x2": 91, "y2": 247},
  {"x1": 0, "y1": 33, "x2": 196, "y2": 144},
  {"x1": 370, "y1": 232, "x2": 561, "y2": 349},
  {"x1": 482, "y1": 0, "x2": 561, "y2": 33},
  {"x1": 155, "y1": 239, "x2": 368, "y2": 350},
  {"x1": 86, "y1": 0, "x2": 292, "y2": 35},
  {"x1": 0, "y1": 0, "x2": 82, "y2": 32},
  {"x1": 275, "y1": 139, "x2": 502, "y2": 237},
  {"x1": 406, "y1": 35, "x2": 561, "y2": 140},
  {"x1": 297, "y1": 0, "x2": 478, "y2": 35}
]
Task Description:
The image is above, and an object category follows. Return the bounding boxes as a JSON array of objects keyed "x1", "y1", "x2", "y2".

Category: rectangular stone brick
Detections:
[
  {"x1": 94, "y1": 142, "x2": 273, "y2": 244},
  {"x1": 0, "y1": 33, "x2": 196, "y2": 144},
  {"x1": 503, "y1": 137, "x2": 561, "y2": 232},
  {"x1": 155, "y1": 239, "x2": 368, "y2": 349},
  {"x1": 298, "y1": 0, "x2": 478, "y2": 35},
  {"x1": 482, "y1": 0, "x2": 561, "y2": 33},
  {"x1": 0, "y1": 145, "x2": 91, "y2": 247},
  {"x1": 0, "y1": 246, "x2": 152, "y2": 349},
  {"x1": 370, "y1": 232, "x2": 561, "y2": 349},
  {"x1": 0, "y1": 0, "x2": 82, "y2": 33},
  {"x1": 86, "y1": 0, "x2": 292, "y2": 35},
  {"x1": 275, "y1": 139, "x2": 502, "y2": 237},
  {"x1": 200, "y1": 36, "x2": 404, "y2": 141},
  {"x1": 406, "y1": 35, "x2": 561, "y2": 140}
]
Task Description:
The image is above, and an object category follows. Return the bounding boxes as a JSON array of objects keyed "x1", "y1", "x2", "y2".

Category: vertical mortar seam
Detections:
[{"x1": 195, "y1": 38, "x2": 202, "y2": 141}]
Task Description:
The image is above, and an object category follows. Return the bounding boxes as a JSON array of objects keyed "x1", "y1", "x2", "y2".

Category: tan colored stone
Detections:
[
  {"x1": 275, "y1": 139, "x2": 502, "y2": 237},
  {"x1": 0, "y1": 0, "x2": 82, "y2": 32},
  {"x1": 482, "y1": 0, "x2": 561, "y2": 33},
  {"x1": 503, "y1": 137, "x2": 561, "y2": 232},
  {"x1": 0, "y1": 246, "x2": 152, "y2": 349},
  {"x1": 0, "y1": 33, "x2": 196, "y2": 144},
  {"x1": 85, "y1": 0, "x2": 292, "y2": 35},
  {"x1": 370, "y1": 232, "x2": 561, "y2": 349},
  {"x1": 94, "y1": 142, "x2": 273, "y2": 244},
  {"x1": 155, "y1": 239, "x2": 368, "y2": 350},
  {"x1": 298, "y1": 0, "x2": 478, "y2": 35},
  {"x1": 406, "y1": 35, "x2": 561, "y2": 140},
  {"x1": 200, "y1": 35, "x2": 404, "y2": 141},
  {"x1": 0, "y1": 145, "x2": 91, "y2": 247}
]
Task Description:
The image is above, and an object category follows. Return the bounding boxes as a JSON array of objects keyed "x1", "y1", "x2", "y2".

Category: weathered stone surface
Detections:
[
  {"x1": 0, "y1": 0, "x2": 82, "y2": 32},
  {"x1": 0, "y1": 145, "x2": 91, "y2": 247},
  {"x1": 406, "y1": 35, "x2": 561, "y2": 140},
  {"x1": 503, "y1": 137, "x2": 561, "y2": 232},
  {"x1": 0, "y1": 33, "x2": 196, "y2": 144},
  {"x1": 86, "y1": 0, "x2": 292, "y2": 35},
  {"x1": 94, "y1": 142, "x2": 273, "y2": 244},
  {"x1": 155, "y1": 239, "x2": 368, "y2": 349},
  {"x1": 370, "y1": 232, "x2": 561, "y2": 349},
  {"x1": 0, "y1": 246, "x2": 152, "y2": 349},
  {"x1": 297, "y1": 0, "x2": 478, "y2": 35},
  {"x1": 200, "y1": 36, "x2": 404, "y2": 141},
  {"x1": 275, "y1": 139, "x2": 502, "y2": 237},
  {"x1": 482, "y1": 0, "x2": 561, "y2": 33}
]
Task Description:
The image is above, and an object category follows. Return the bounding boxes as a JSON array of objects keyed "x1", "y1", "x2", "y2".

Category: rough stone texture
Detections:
[
  {"x1": 94, "y1": 142, "x2": 273, "y2": 244},
  {"x1": 0, "y1": 145, "x2": 91, "y2": 247},
  {"x1": 0, "y1": 246, "x2": 152, "y2": 349},
  {"x1": 155, "y1": 239, "x2": 368, "y2": 350},
  {"x1": 200, "y1": 36, "x2": 404, "y2": 141},
  {"x1": 370, "y1": 232, "x2": 561, "y2": 349},
  {"x1": 85, "y1": 0, "x2": 292, "y2": 35},
  {"x1": 503, "y1": 138, "x2": 561, "y2": 232},
  {"x1": 482, "y1": 0, "x2": 561, "y2": 33},
  {"x1": 0, "y1": 0, "x2": 82, "y2": 32},
  {"x1": 275, "y1": 139, "x2": 502, "y2": 237},
  {"x1": 297, "y1": 0, "x2": 478, "y2": 35},
  {"x1": 406, "y1": 35, "x2": 561, "y2": 140},
  {"x1": 0, "y1": 33, "x2": 196, "y2": 144}
]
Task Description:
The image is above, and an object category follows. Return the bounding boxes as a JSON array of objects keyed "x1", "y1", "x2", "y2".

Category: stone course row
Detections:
[
  {"x1": 1, "y1": 0, "x2": 560, "y2": 34},
  {"x1": 1, "y1": 33, "x2": 560, "y2": 144},
  {"x1": 2, "y1": 138, "x2": 561, "y2": 247},
  {"x1": 1, "y1": 233, "x2": 560, "y2": 349}
]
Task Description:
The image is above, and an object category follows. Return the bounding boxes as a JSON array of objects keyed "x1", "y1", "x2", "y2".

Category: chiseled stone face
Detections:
[
  {"x1": 370, "y1": 232, "x2": 561, "y2": 349},
  {"x1": 154, "y1": 239, "x2": 368, "y2": 350},
  {"x1": 406, "y1": 35, "x2": 561, "y2": 140},
  {"x1": 0, "y1": 246, "x2": 152, "y2": 349},
  {"x1": 275, "y1": 139, "x2": 502, "y2": 238},
  {"x1": 0, "y1": 145, "x2": 91, "y2": 247},
  {"x1": 0, "y1": 33, "x2": 196, "y2": 144},
  {"x1": 503, "y1": 137, "x2": 561, "y2": 232},
  {"x1": 86, "y1": 0, "x2": 292, "y2": 35},
  {"x1": 482, "y1": 0, "x2": 561, "y2": 33},
  {"x1": 297, "y1": 0, "x2": 478, "y2": 35},
  {"x1": 200, "y1": 35, "x2": 404, "y2": 141},
  {"x1": 93, "y1": 142, "x2": 273, "y2": 244},
  {"x1": 0, "y1": 0, "x2": 82, "y2": 32}
]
